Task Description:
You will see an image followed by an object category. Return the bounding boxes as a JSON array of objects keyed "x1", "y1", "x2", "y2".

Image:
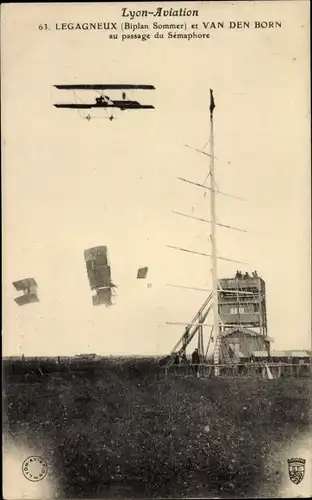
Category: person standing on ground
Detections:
[{"x1": 192, "y1": 348, "x2": 200, "y2": 377}]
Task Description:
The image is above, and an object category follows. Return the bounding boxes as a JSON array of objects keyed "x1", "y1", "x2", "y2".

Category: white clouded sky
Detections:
[{"x1": 2, "y1": 1, "x2": 310, "y2": 356}]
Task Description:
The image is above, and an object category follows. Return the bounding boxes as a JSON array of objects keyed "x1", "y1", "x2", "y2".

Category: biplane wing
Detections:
[
  {"x1": 13, "y1": 278, "x2": 38, "y2": 291},
  {"x1": 14, "y1": 294, "x2": 39, "y2": 306},
  {"x1": 54, "y1": 104, "x2": 93, "y2": 109},
  {"x1": 84, "y1": 246, "x2": 108, "y2": 264},
  {"x1": 54, "y1": 102, "x2": 154, "y2": 110},
  {"x1": 92, "y1": 287, "x2": 113, "y2": 307},
  {"x1": 54, "y1": 84, "x2": 155, "y2": 90}
]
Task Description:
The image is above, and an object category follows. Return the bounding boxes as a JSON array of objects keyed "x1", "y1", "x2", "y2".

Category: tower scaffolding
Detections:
[{"x1": 165, "y1": 89, "x2": 250, "y2": 376}]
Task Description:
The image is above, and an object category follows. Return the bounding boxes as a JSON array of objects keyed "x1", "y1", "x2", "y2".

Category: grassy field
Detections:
[{"x1": 3, "y1": 358, "x2": 312, "y2": 498}]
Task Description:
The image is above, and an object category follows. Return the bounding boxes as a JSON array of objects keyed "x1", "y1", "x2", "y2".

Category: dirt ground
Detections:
[{"x1": 3, "y1": 358, "x2": 312, "y2": 498}]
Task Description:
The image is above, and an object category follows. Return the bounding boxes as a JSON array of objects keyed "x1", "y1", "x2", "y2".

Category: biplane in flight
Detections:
[{"x1": 53, "y1": 84, "x2": 155, "y2": 121}]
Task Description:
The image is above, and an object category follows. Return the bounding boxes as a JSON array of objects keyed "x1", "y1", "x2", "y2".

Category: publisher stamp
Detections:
[
  {"x1": 287, "y1": 458, "x2": 306, "y2": 485},
  {"x1": 22, "y1": 456, "x2": 48, "y2": 482}
]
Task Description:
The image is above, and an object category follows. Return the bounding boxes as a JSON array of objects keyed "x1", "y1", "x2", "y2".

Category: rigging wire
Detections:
[
  {"x1": 72, "y1": 90, "x2": 116, "y2": 121},
  {"x1": 73, "y1": 90, "x2": 89, "y2": 120},
  {"x1": 177, "y1": 177, "x2": 248, "y2": 201},
  {"x1": 167, "y1": 244, "x2": 246, "y2": 264},
  {"x1": 172, "y1": 211, "x2": 247, "y2": 233},
  {"x1": 200, "y1": 139, "x2": 210, "y2": 152}
]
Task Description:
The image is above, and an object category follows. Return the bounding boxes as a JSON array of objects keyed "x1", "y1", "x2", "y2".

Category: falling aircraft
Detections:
[
  {"x1": 84, "y1": 246, "x2": 116, "y2": 306},
  {"x1": 13, "y1": 278, "x2": 39, "y2": 306}
]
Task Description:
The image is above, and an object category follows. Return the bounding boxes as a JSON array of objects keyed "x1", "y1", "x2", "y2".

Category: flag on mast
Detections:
[{"x1": 210, "y1": 89, "x2": 215, "y2": 116}]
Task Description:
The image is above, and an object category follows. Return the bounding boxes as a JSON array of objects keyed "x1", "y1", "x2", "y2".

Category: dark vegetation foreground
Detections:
[{"x1": 4, "y1": 358, "x2": 312, "y2": 498}]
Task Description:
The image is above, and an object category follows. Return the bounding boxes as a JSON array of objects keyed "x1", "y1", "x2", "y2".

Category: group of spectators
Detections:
[
  {"x1": 235, "y1": 270, "x2": 258, "y2": 279},
  {"x1": 173, "y1": 348, "x2": 201, "y2": 375}
]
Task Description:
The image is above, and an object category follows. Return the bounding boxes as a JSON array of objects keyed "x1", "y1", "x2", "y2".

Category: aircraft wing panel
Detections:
[
  {"x1": 131, "y1": 105, "x2": 155, "y2": 109},
  {"x1": 54, "y1": 104, "x2": 92, "y2": 109},
  {"x1": 54, "y1": 84, "x2": 155, "y2": 90},
  {"x1": 54, "y1": 103, "x2": 155, "y2": 110},
  {"x1": 13, "y1": 278, "x2": 38, "y2": 291},
  {"x1": 84, "y1": 246, "x2": 108, "y2": 264},
  {"x1": 137, "y1": 267, "x2": 148, "y2": 279},
  {"x1": 15, "y1": 294, "x2": 39, "y2": 306}
]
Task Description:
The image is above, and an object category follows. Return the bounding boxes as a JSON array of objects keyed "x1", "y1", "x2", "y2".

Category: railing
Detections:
[{"x1": 161, "y1": 361, "x2": 312, "y2": 378}]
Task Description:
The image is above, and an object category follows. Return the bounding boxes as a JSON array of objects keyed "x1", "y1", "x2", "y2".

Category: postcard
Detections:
[{"x1": 2, "y1": 1, "x2": 311, "y2": 498}]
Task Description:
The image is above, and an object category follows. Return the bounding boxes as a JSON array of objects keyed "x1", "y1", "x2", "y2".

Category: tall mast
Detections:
[
  {"x1": 165, "y1": 89, "x2": 248, "y2": 375},
  {"x1": 209, "y1": 90, "x2": 220, "y2": 376}
]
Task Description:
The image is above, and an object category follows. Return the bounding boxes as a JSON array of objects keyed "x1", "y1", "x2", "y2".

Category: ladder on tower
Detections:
[
  {"x1": 213, "y1": 333, "x2": 222, "y2": 367},
  {"x1": 164, "y1": 292, "x2": 213, "y2": 370},
  {"x1": 215, "y1": 316, "x2": 233, "y2": 365}
]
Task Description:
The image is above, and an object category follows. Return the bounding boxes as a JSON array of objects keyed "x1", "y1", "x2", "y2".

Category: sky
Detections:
[{"x1": 2, "y1": 1, "x2": 311, "y2": 356}]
